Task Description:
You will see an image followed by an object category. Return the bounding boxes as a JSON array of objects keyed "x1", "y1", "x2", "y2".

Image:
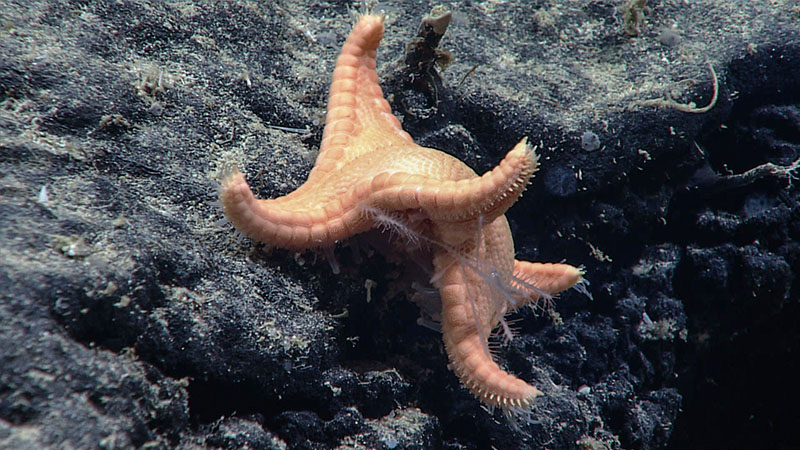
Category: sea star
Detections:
[{"x1": 220, "y1": 13, "x2": 586, "y2": 422}]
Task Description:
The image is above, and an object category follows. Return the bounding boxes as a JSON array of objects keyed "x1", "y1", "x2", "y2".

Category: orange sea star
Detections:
[{"x1": 220, "y1": 13, "x2": 586, "y2": 422}]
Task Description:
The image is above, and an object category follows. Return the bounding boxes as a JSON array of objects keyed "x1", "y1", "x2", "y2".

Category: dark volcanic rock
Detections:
[{"x1": 1, "y1": 1, "x2": 797, "y2": 449}]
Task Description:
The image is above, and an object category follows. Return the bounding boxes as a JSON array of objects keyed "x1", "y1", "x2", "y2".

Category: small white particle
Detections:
[{"x1": 37, "y1": 185, "x2": 49, "y2": 203}]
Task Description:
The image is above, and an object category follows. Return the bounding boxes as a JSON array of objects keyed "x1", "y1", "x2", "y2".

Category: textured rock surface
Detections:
[{"x1": 1, "y1": 1, "x2": 797, "y2": 449}]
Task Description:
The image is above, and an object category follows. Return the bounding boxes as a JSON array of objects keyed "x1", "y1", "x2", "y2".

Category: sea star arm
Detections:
[
  {"x1": 366, "y1": 138, "x2": 538, "y2": 224},
  {"x1": 511, "y1": 260, "x2": 586, "y2": 307},
  {"x1": 219, "y1": 172, "x2": 374, "y2": 250},
  {"x1": 312, "y1": 14, "x2": 414, "y2": 179},
  {"x1": 435, "y1": 251, "x2": 543, "y2": 413}
]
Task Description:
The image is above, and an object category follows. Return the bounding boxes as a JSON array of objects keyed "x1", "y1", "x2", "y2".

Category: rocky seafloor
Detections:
[{"x1": 1, "y1": 1, "x2": 798, "y2": 449}]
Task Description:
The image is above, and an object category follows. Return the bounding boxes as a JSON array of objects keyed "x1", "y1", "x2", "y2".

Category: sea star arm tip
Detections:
[{"x1": 512, "y1": 261, "x2": 589, "y2": 307}]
